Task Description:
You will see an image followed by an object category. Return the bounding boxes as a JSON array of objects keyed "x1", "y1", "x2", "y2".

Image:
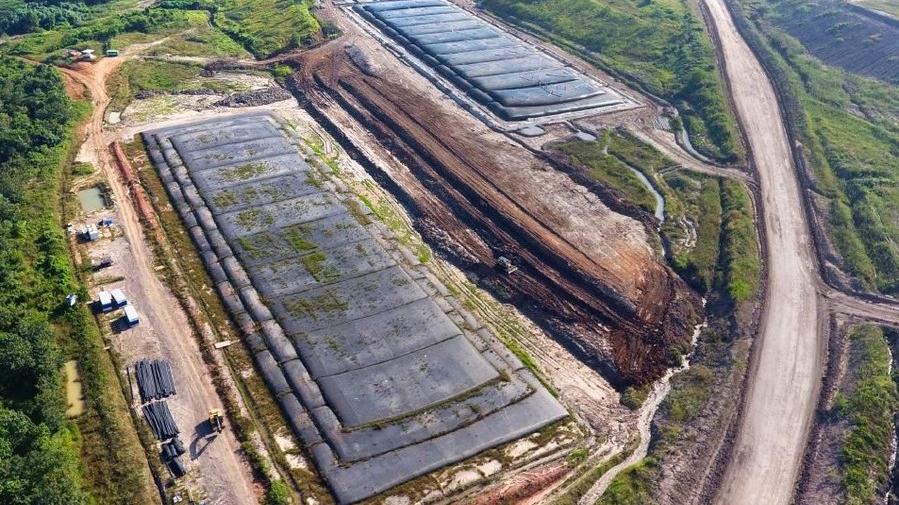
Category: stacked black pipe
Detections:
[
  {"x1": 161, "y1": 436, "x2": 187, "y2": 477},
  {"x1": 135, "y1": 359, "x2": 176, "y2": 403},
  {"x1": 142, "y1": 401, "x2": 179, "y2": 440}
]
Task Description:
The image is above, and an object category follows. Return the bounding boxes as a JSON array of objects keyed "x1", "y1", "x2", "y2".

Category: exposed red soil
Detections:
[
  {"x1": 462, "y1": 461, "x2": 571, "y2": 505},
  {"x1": 288, "y1": 43, "x2": 702, "y2": 386}
]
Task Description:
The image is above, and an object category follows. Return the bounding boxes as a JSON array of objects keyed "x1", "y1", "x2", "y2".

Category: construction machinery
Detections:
[
  {"x1": 208, "y1": 409, "x2": 224, "y2": 433},
  {"x1": 496, "y1": 256, "x2": 518, "y2": 274}
]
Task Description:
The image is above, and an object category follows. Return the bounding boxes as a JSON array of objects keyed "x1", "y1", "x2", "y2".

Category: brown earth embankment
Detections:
[{"x1": 287, "y1": 44, "x2": 702, "y2": 387}]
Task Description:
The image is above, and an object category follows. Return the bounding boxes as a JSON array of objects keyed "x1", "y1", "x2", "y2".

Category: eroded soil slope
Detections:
[{"x1": 289, "y1": 42, "x2": 701, "y2": 386}]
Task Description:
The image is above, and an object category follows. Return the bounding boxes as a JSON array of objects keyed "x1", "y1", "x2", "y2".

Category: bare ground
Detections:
[
  {"x1": 288, "y1": 35, "x2": 703, "y2": 387},
  {"x1": 60, "y1": 44, "x2": 259, "y2": 504}
]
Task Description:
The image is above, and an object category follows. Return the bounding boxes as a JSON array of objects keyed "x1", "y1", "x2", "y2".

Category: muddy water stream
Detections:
[
  {"x1": 578, "y1": 318, "x2": 706, "y2": 504},
  {"x1": 626, "y1": 165, "x2": 665, "y2": 222}
]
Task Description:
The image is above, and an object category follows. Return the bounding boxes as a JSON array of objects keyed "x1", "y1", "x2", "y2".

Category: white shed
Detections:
[
  {"x1": 97, "y1": 290, "x2": 113, "y2": 311},
  {"x1": 110, "y1": 288, "x2": 128, "y2": 307},
  {"x1": 123, "y1": 306, "x2": 139, "y2": 326}
]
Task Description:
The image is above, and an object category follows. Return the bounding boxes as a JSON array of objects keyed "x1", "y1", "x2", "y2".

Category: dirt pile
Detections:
[
  {"x1": 213, "y1": 87, "x2": 292, "y2": 107},
  {"x1": 287, "y1": 43, "x2": 702, "y2": 387}
]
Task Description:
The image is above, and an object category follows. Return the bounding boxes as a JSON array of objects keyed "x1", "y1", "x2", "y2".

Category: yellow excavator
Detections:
[{"x1": 208, "y1": 408, "x2": 224, "y2": 433}]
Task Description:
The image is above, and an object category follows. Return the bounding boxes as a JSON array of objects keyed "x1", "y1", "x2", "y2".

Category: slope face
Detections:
[
  {"x1": 142, "y1": 112, "x2": 566, "y2": 504},
  {"x1": 291, "y1": 41, "x2": 703, "y2": 386}
]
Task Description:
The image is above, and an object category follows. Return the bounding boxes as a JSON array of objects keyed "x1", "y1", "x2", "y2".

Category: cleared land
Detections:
[
  {"x1": 290, "y1": 33, "x2": 703, "y2": 387},
  {"x1": 143, "y1": 112, "x2": 566, "y2": 503}
]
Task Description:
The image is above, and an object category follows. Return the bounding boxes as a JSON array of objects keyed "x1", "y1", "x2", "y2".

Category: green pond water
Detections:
[{"x1": 78, "y1": 186, "x2": 105, "y2": 213}]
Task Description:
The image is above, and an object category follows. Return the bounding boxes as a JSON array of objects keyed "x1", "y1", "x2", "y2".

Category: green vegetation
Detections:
[
  {"x1": 220, "y1": 162, "x2": 268, "y2": 182},
  {"x1": 0, "y1": 57, "x2": 152, "y2": 504},
  {"x1": 481, "y1": 0, "x2": 742, "y2": 161},
  {"x1": 555, "y1": 131, "x2": 725, "y2": 294},
  {"x1": 3, "y1": 7, "x2": 195, "y2": 60},
  {"x1": 300, "y1": 250, "x2": 339, "y2": 283},
  {"x1": 0, "y1": 0, "x2": 107, "y2": 36},
  {"x1": 838, "y1": 325, "x2": 898, "y2": 504},
  {"x1": 720, "y1": 179, "x2": 759, "y2": 303},
  {"x1": 729, "y1": 0, "x2": 899, "y2": 294},
  {"x1": 663, "y1": 364, "x2": 714, "y2": 426},
  {"x1": 597, "y1": 457, "x2": 657, "y2": 505},
  {"x1": 107, "y1": 58, "x2": 248, "y2": 110},
  {"x1": 264, "y1": 480, "x2": 292, "y2": 505},
  {"x1": 558, "y1": 137, "x2": 659, "y2": 213},
  {"x1": 667, "y1": 173, "x2": 722, "y2": 293},
  {"x1": 551, "y1": 445, "x2": 631, "y2": 505},
  {"x1": 158, "y1": 0, "x2": 320, "y2": 58},
  {"x1": 145, "y1": 12, "x2": 250, "y2": 58},
  {"x1": 620, "y1": 384, "x2": 651, "y2": 410}
]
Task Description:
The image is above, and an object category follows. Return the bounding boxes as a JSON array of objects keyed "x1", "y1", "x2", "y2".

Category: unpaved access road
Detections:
[
  {"x1": 61, "y1": 45, "x2": 257, "y2": 505},
  {"x1": 702, "y1": 0, "x2": 824, "y2": 504}
]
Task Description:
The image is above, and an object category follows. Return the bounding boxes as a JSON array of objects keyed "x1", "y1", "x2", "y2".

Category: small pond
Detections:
[
  {"x1": 64, "y1": 360, "x2": 85, "y2": 418},
  {"x1": 78, "y1": 186, "x2": 108, "y2": 213}
]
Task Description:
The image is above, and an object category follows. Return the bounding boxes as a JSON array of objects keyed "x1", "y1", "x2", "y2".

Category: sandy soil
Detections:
[
  {"x1": 702, "y1": 0, "x2": 825, "y2": 504},
  {"x1": 60, "y1": 44, "x2": 257, "y2": 505}
]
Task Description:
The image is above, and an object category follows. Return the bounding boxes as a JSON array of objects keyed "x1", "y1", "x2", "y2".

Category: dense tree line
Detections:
[
  {"x1": 0, "y1": 0, "x2": 108, "y2": 36},
  {"x1": 0, "y1": 57, "x2": 88, "y2": 505}
]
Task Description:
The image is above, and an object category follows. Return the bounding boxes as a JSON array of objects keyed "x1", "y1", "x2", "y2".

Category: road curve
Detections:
[{"x1": 701, "y1": 0, "x2": 825, "y2": 504}]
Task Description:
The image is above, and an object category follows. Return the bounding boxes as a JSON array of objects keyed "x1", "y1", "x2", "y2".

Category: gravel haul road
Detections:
[
  {"x1": 61, "y1": 45, "x2": 257, "y2": 505},
  {"x1": 702, "y1": 0, "x2": 824, "y2": 504}
]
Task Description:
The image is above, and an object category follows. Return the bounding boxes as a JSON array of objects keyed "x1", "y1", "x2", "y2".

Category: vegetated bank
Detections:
[
  {"x1": 1, "y1": 0, "x2": 322, "y2": 63},
  {"x1": 0, "y1": 57, "x2": 154, "y2": 504},
  {"x1": 795, "y1": 324, "x2": 899, "y2": 505},
  {"x1": 548, "y1": 134, "x2": 761, "y2": 504},
  {"x1": 725, "y1": 0, "x2": 899, "y2": 295},
  {"x1": 743, "y1": 0, "x2": 899, "y2": 83},
  {"x1": 478, "y1": 0, "x2": 743, "y2": 162},
  {"x1": 156, "y1": 0, "x2": 322, "y2": 58}
]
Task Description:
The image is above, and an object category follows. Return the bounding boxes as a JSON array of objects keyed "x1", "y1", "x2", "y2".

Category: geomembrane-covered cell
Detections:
[
  {"x1": 143, "y1": 112, "x2": 567, "y2": 503},
  {"x1": 357, "y1": 0, "x2": 626, "y2": 120},
  {"x1": 318, "y1": 335, "x2": 500, "y2": 427}
]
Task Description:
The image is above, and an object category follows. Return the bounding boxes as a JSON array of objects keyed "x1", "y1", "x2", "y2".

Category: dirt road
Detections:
[
  {"x1": 61, "y1": 45, "x2": 257, "y2": 505},
  {"x1": 701, "y1": 0, "x2": 824, "y2": 504}
]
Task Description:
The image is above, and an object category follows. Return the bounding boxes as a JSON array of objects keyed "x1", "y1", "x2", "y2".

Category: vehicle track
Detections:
[
  {"x1": 58, "y1": 44, "x2": 257, "y2": 505},
  {"x1": 700, "y1": 0, "x2": 824, "y2": 503}
]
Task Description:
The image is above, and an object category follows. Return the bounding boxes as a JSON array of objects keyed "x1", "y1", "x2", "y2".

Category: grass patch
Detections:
[
  {"x1": 838, "y1": 325, "x2": 898, "y2": 504},
  {"x1": 596, "y1": 457, "x2": 658, "y2": 505},
  {"x1": 300, "y1": 250, "x2": 339, "y2": 283},
  {"x1": 557, "y1": 135, "x2": 659, "y2": 213},
  {"x1": 220, "y1": 162, "x2": 268, "y2": 182},
  {"x1": 145, "y1": 13, "x2": 251, "y2": 58},
  {"x1": 620, "y1": 384, "x2": 651, "y2": 410},
  {"x1": 158, "y1": 0, "x2": 321, "y2": 58},
  {"x1": 720, "y1": 180, "x2": 760, "y2": 303},
  {"x1": 481, "y1": 0, "x2": 743, "y2": 161},
  {"x1": 106, "y1": 58, "x2": 247, "y2": 110}
]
